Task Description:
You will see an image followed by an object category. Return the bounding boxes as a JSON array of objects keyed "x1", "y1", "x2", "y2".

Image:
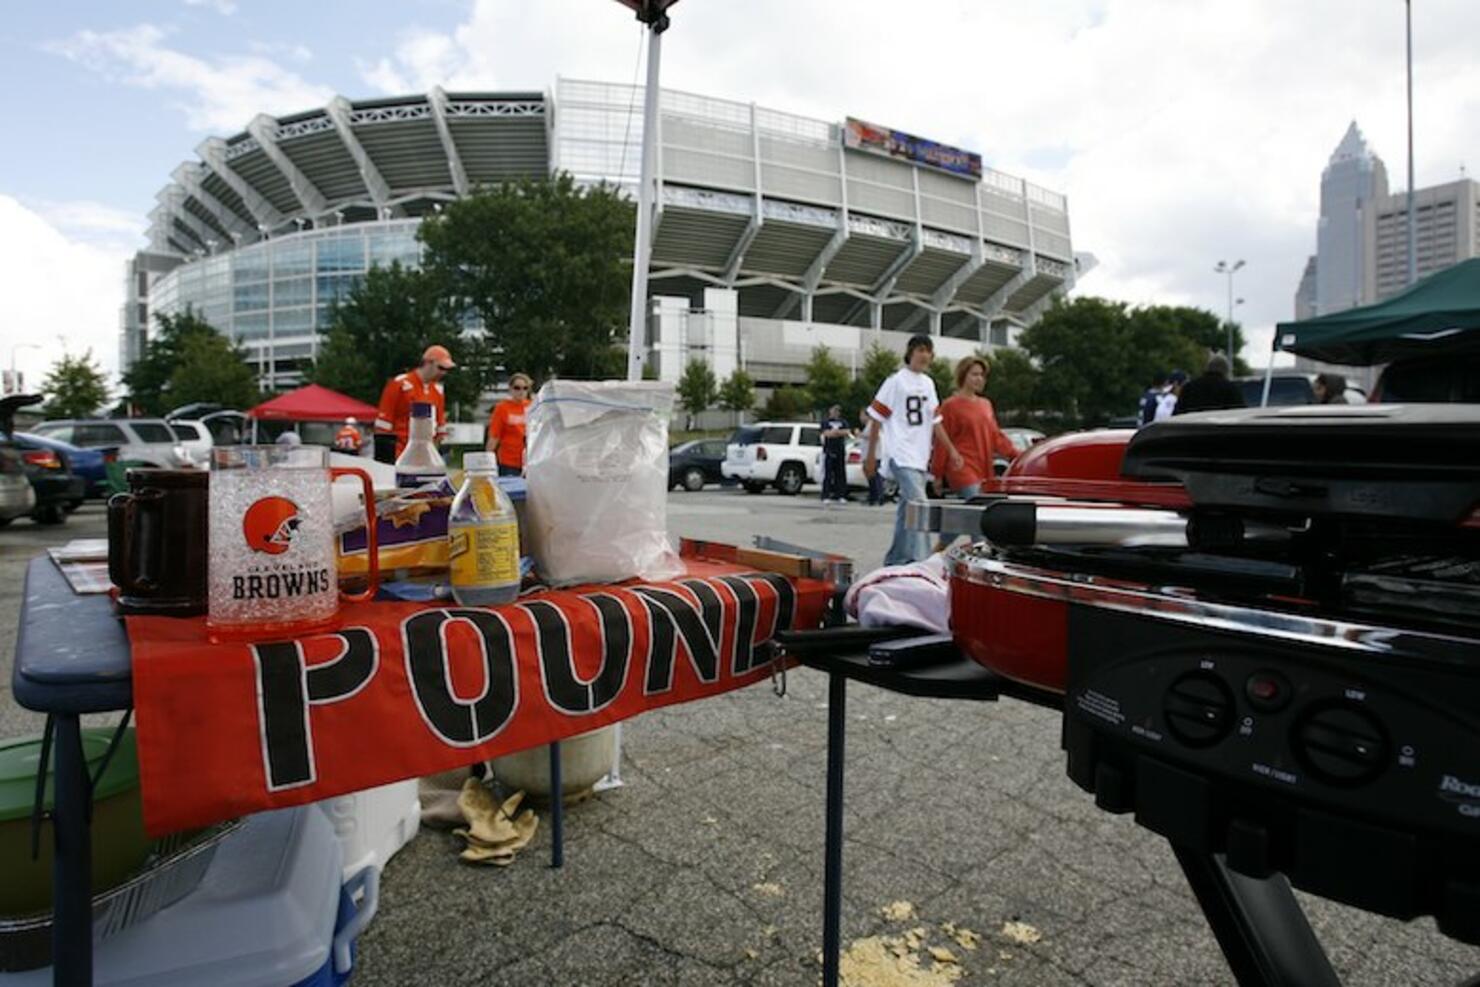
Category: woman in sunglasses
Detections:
[{"x1": 485, "y1": 373, "x2": 533, "y2": 476}]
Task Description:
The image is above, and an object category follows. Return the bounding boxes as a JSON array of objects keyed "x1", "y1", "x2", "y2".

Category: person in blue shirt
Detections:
[{"x1": 819, "y1": 404, "x2": 851, "y2": 503}]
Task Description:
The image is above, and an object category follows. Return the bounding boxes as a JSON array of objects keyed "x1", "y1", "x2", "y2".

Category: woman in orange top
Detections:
[
  {"x1": 485, "y1": 373, "x2": 533, "y2": 476},
  {"x1": 931, "y1": 355, "x2": 1021, "y2": 501}
]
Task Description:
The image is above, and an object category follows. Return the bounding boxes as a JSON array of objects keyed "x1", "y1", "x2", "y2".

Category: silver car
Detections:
[
  {"x1": 30, "y1": 418, "x2": 192, "y2": 469},
  {"x1": 0, "y1": 442, "x2": 37, "y2": 525}
]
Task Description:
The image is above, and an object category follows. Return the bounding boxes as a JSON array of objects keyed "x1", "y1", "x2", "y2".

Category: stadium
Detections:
[{"x1": 123, "y1": 78, "x2": 1081, "y2": 392}]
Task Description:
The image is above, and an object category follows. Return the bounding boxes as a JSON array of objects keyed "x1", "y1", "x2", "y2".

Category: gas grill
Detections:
[{"x1": 913, "y1": 404, "x2": 1480, "y2": 983}]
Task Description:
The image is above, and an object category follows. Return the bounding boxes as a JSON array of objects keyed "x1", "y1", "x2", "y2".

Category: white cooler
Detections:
[
  {"x1": 316, "y1": 780, "x2": 420, "y2": 881},
  {"x1": 2, "y1": 806, "x2": 377, "y2": 987}
]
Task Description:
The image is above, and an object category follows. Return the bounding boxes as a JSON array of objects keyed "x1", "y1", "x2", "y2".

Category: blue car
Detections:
[{"x1": 15, "y1": 431, "x2": 113, "y2": 501}]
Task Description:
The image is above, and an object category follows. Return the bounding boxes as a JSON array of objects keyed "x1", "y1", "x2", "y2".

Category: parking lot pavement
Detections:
[{"x1": 3, "y1": 493, "x2": 1476, "y2": 985}]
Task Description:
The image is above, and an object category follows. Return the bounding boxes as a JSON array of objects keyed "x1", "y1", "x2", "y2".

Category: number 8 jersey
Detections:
[{"x1": 867, "y1": 367, "x2": 941, "y2": 472}]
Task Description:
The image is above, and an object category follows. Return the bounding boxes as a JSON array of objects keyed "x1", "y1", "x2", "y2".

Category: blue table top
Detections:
[{"x1": 12, "y1": 557, "x2": 133, "y2": 715}]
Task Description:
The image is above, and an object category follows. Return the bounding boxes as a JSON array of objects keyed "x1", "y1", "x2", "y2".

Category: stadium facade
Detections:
[{"x1": 123, "y1": 78, "x2": 1081, "y2": 391}]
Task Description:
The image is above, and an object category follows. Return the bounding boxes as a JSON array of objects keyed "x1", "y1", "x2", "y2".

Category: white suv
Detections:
[
  {"x1": 721, "y1": 422, "x2": 822, "y2": 495},
  {"x1": 31, "y1": 419, "x2": 192, "y2": 469}
]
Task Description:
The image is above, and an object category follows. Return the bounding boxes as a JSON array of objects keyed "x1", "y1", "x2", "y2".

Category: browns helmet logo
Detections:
[{"x1": 243, "y1": 496, "x2": 301, "y2": 555}]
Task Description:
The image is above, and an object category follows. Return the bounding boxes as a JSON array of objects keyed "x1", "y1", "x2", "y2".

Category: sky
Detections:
[{"x1": 3, "y1": 0, "x2": 1479, "y2": 393}]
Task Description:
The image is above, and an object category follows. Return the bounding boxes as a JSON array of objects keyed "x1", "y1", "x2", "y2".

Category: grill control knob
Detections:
[
  {"x1": 1293, "y1": 703, "x2": 1388, "y2": 786},
  {"x1": 1163, "y1": 672, "x2": 1235, "y2": 747}
]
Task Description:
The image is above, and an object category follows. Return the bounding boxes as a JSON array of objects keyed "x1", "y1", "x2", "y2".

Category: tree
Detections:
[
  {"x1": 859, "y1": 342, "x2": 899, "y2": 394},
  {"x1": 846, "y1": 342, "x2": 900, "y2": 425},
  {"x1": 123, "y1": 308, "x2": 220, "y2": 415},
  {"x1": 803, "y1": 345, "x2": 851, "y2": 413},
  {"x1": 1019, "y1": 296, "x2": 1236, "y2": 428},
  {"x1": 983, "y1": 347, "x2": 1039, "y2": 422},
  {"x1": 927, "y1": 357, "x2": 955, "y2": 401},
  {"x1": 718, "y1": 369, "x2": 755, "y2": 415},
  {"x1": 313, "y1": 261, "x2": 483, "y2": 412},
  {"x1": 761, "y1": 385, "x2": 813, "y2": 420},
  {"x1": 40, "y1": 350, "x2": 110, "y2": 419},
  {"x1": 168, "y1": 332, "x2": 260, "y2": 410},
  {"x1": 676, "y1": 358, "x2": 718, "y2": 426},
  {"x1": 418, "y1": 173, "x2": 634, "y2": 381}
]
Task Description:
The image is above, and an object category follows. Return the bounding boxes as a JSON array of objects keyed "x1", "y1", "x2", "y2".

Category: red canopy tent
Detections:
[{"x1": 246, "y1": 384, "x2": 378, "y2": 422}]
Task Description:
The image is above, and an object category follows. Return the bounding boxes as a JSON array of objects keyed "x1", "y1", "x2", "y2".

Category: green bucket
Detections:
[{"x1": 0, "y1": 728, "x2": 150, "y2": 918}]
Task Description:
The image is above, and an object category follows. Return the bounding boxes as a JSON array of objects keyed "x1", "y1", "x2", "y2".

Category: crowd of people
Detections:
[
  {"x1": 350, "y1": 334, "x2": 1032, "y2": 570},
  {"x1": 1139, "y1": 353, "x2": 1244, "y2": 422}
]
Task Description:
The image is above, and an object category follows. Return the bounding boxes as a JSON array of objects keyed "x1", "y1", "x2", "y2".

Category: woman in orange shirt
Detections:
[
  {"x1": 485, "y1": 373, "x2": 533, "y2": 476},
  {"x1": 931, "y1": 355, "x2": 1020, "y2": 501}
]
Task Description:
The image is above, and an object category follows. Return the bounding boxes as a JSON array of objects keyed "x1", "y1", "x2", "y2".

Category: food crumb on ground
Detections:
[
  {"x1": 881, "y1": 900, "x2": 917, "y2": 922},
  {"x1": 1000, "y1": 920, "x2": 1042, "y2": 945}
]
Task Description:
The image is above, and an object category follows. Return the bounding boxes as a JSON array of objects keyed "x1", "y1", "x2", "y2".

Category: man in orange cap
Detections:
[{"x1": 373, "y1": 345, "x2": 454, "y2": 463}]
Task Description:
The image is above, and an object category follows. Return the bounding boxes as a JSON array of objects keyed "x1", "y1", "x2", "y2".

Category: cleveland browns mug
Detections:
[{"x1": 206, "y1": 445, "x2": 378, "y2": 640}]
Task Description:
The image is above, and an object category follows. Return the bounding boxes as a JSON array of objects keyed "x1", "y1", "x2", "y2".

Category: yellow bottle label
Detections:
[{"x1": 448, "y1": 519, "x2": 520, "y2": 587}]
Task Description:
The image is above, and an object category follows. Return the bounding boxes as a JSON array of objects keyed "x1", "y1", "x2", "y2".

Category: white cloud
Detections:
[
  {"x1": 0, "y1": 196, "x2": 136, "y2": 391},
  {"x1": 44, "y1": 24, "x2": 334, "y2": 132},
  {"x1": 183, "y1": 0, "x2": 238, "y2": 15},
  {"x1": 355, "y1": 0, "x2": 1480, "y2": 367},
  {"x1": 248, "y1": 40, "x2": 313, "y2": 64}
]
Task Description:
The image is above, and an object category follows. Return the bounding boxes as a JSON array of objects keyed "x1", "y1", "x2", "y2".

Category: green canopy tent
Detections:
[{"x1": 1273, "y1": 257, "x2": 1480, "y2": 366}]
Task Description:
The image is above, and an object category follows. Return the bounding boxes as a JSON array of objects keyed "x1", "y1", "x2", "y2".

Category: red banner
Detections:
[{"x1": 129, "y1": 561, "x2": 828, "y2": 835}]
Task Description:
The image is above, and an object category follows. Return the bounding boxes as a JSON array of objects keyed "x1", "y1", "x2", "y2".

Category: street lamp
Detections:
[
  {"x1": 1214, "y1": 259, "x2": 1245, "y2": 362},
  {"x1": 618, "y1": 0, "x2": 680, "y2": 382},
  {"x1": 1405, "y1": 0, "x2": 1417, "y2": 286}
]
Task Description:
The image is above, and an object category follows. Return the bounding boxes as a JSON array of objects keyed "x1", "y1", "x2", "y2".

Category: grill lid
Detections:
[{"x1": 1120, "y1": 404, "x2": 1480, "y2": 524}]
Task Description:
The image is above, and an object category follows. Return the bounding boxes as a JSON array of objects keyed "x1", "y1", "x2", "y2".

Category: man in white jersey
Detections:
[{"x1": 863, "y1": 334, "x2": 964, "y2": 566}]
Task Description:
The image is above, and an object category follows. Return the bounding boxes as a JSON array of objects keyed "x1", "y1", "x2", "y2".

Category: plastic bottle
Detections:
[
  {"x1": 447, "y1": 451, "x2": 521, "y2": 605},
  {"x1": 394, "y1": 401, "x2": 446, "y2": 489}
]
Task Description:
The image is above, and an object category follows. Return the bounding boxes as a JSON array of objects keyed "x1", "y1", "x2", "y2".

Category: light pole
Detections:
[
  {"x1": 1405, "y1": 0, "x2": 1417, "y2": 286},
  {"x1": 1214, "y1": 259, "x2": 1245, "y2": 362},
  {"x1": 619, "y1": 0, "x2": 678, "y2": 382}
]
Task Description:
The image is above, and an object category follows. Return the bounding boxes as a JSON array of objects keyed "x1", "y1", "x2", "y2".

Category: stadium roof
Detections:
[{"x1": 146, "y1": 78, "x2": 1076, "y2": 331}]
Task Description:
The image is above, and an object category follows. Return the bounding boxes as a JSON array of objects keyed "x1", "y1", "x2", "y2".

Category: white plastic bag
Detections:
[{"x1": 524, "y1": 379, "x2": 684, "y2": 586}]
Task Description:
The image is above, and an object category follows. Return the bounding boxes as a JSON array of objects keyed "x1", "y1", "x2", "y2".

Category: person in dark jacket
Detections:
[{"x1": 1173, "y1": 353, "x2": 1245, "y2": 415}]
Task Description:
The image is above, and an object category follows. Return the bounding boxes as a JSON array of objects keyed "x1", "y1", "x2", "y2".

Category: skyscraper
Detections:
[
  {"x1": 1314, "y1": 122, "x2": 1388, "y2": 316},
  {"x1": 1372, "y1": 178, "x2": 1480, "y2": 300}
]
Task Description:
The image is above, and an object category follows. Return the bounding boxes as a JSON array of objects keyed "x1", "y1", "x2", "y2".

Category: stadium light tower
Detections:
[
  {"x1": 1214, "y1": 259, "x2": 1245, "y2": 362},
  {"x1": 616, "y1": 0, "x2": 679, "y2": 381}
]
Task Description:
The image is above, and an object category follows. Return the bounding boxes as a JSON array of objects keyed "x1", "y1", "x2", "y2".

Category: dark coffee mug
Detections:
[{"x1": 108, "y1": 469, "x2": 209, "y2": 616}]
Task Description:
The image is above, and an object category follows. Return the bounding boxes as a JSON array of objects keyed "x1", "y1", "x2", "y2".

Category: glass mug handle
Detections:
[{"x1": 331, "y1": 467, "x2": 380, "y2": 604}]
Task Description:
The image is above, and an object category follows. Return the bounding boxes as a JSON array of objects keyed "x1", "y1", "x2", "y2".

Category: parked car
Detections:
[
  {"x1": 7, "y1": 435, "x2": 82, "y2": 524},
  {"x1": 991, "y1": 427, "x2": 1046, "y2": 477},
  {"x1": 0, "y1": 439, "x2": 36, "y2": 526},
  {"x1": 30, "y1": 418, "x2": 192, "y2": 469},
  {"x1": 0, "y1": 396, "x2": 72, "y2": 525},
  {"x1": 1369, "y1": 352, "x2": 1480, "y2": 403},
  {"x1": 722, "y1": 422, "x2": 822, "y2": 495},
  {"x1": 1234, "y1": 374, "x2": 1366, "y2": 407},
  {"x1": 168, "y1": 409, "x2": 248, "y2": 457},
  {"x1": 15, "y1": 431, "x2": 113, "y2": 501},
  {"x1": 668, "y1": 438, "x2": 730, "y2": 491},
  {"x1": 832, "y1": 439, "x2": 898, "y2": 498},
  {"x1": 166, "y1": 419, "x2": 214, "y2": 467}
]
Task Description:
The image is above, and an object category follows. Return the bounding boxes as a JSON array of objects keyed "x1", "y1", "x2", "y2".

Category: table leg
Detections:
[
  {"x1": 1173, "y1": 845, "x2": 1339, "y2": 987},
  {"x1": 822, "y1": 672, "x2": 847, "y2": 987},
  {"x1": 549, "y1": 741, "x2": 564, "y2": 869},
  {"x1": 52, "y1": 713, "x2": 92, "y2": 987}
]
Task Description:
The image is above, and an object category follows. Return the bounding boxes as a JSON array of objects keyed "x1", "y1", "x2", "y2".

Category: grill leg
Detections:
[
  {"x1": 1173, "y1": 845, "x2": 1339, "y2": 987},
  {"x1": 822, "y1": 672, "x2": 847, "y2": 987},
  {"x1": 549, "y1": 741, "x2": 564, "y2": 869},
  {"x1": 52, "y1": 714, "x2": 92, "y2": 987}
]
